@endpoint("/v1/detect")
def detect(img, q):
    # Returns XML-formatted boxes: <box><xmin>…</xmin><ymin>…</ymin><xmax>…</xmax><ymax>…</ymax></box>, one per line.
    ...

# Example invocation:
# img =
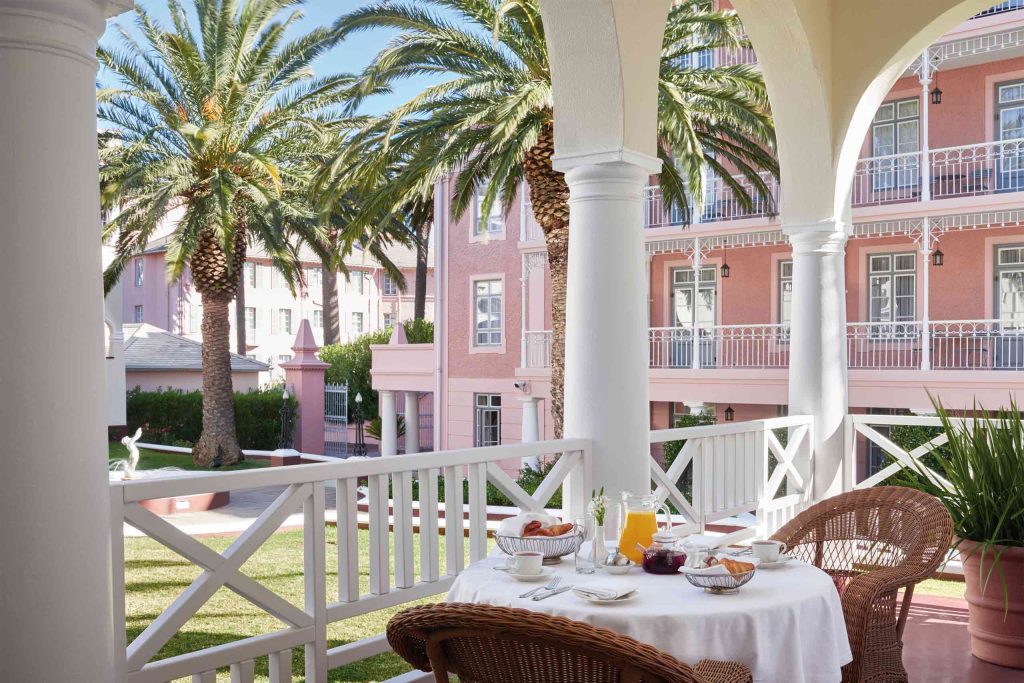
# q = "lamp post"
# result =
<box><xmin>277</xmin><ymin>389</ymin><xmax>294</xmax><ymax>450</ymax></box>
<box><xmin>353</xmin><ymin>392</ymin><xmax>367</xmax><ymax>457</ymax></box>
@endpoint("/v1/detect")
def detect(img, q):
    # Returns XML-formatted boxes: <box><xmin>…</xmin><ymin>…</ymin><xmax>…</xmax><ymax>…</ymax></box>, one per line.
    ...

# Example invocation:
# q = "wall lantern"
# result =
<box><xmin>932</xmin><ymin>249</ymin><xmax>944</xmax><ymax>267</ymax></box>
<box><xmin>930</xmin><ymin>84</ymin><xmax>943</xmax><ymax>105</ymax></box>
<box><xmin>724</xmin><ymin>405</ymin><xmax>735</xmax><ymax>422</ymax></box>
<box><xmin>720</xmin><ymin>259</ymin><xmax>731</xmax><ymax>278</ymax></box>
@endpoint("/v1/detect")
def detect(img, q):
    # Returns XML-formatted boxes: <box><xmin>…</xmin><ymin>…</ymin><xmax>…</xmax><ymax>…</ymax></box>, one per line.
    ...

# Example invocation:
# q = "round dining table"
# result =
<box><xmin>446</xmin><ymin>553</ymin><xmax>853</xmax><ymax>683</ymax></box>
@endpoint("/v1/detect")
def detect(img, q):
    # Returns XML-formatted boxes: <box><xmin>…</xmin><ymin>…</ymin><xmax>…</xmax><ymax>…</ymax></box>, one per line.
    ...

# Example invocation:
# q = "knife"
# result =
<box><xmin>532</xmin><ymin>585</ymin><xmax>572</xmax><ymax>601</ymax></box>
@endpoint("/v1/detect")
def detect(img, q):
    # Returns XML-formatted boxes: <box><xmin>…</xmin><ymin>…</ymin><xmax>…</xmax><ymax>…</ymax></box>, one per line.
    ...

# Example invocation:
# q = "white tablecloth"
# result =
<box><xmin>447</xmin><ymin>554</ymin><xmax>852</xmax><ymax>683</ymax></box>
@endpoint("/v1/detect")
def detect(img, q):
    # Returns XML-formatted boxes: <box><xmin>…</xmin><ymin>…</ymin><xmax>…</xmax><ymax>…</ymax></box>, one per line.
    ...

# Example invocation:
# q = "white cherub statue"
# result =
<box><xmin>121</xmin><ymin>427</ymin><xmax>143</xmax><ymax>480</ymax></box>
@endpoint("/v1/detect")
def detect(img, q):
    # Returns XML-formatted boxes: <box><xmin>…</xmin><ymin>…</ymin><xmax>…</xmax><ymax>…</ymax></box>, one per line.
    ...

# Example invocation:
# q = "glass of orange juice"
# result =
<box><xmin>617</xmin><ymin>492</ymin><xmax>672</xmax><ymax>564</ymax></box>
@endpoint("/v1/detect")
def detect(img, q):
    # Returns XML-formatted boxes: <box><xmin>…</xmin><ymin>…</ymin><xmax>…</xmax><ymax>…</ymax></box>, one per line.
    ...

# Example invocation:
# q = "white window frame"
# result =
<box><xmin>350</xmin><ymin>311</ymin><xmax>364</xmax><ymax>336</ymax></box>
<box><xmin>349</xmin><ymin>272</ymin><xmax>365</xmax><ymax>295</ymax></box>
<box><xmin>313</xmin><ymin>309</ymin><xmax>323</xmax><ymax>329</ymax></box>
<box><xmin>996</xmin><ymin>244</ymin><xmax>1024</xmax><ymax>331</ymax></box>
<box><xmin>277</xmin><ymin>308</ymin><xmax>292</xmax><ymax>335</ymax></box>
<box><xmin>244</xmin><ymin>306</ymin><xmax>257</xmax><ymax>331</ymax></box>
<box><xmin>133</xmin><ymin>305</ymin><xmax>144</xmax><ymax>323</ymax></box>
<box><xmin>244</xmin><ymin>262</ymin><xmax>256</xmax><ymax>288</ymax></box>
<box><xmin>868</xmin><ymin>253</ymin><xmax>917</xmax><ymax>336</ymax></box>
<box><xmin>472</xmin><ymin>277</ymin><xmax>504</xmax><ymax>349</ymax></box>
<box><xmin>382</xmin><ymin>273</ymin><xmax>398</xmax><ymax>296</ymax></box>
<box><xmin>308</xmin><ymin>266</ymin><xmax>322</xmax><ymax>289</ymax></box>
<box><xmin>383</xmin><ymin>312</ymin><xmax>394</xmax><ymax>329</ymax></box>
<box><xmin>134</xmin><ymin>259</ymin><xmax>144</xmax><ymax>287</ymax></box>
<box><xmin>474</xmin><ymin>394</ymin><xmax>502</xmax><ymax>447</ymax></box>
<box><xmin>871</xmin><ymin>98</ymin><xmax>920</xmax><ymax>191</ymax></box>
<box><xmin>471</xmin><ymin>180</ymin><xmax>505</xmax><ymax>240</ymax></box>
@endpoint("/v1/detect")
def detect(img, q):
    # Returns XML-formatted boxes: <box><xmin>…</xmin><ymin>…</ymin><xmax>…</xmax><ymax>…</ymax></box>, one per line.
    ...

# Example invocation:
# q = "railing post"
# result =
<box><xmin>520</xmin><ymin>253</ymin><xmax>528</xmax><ymax>367</ymax></box>
<box><xmin>918</xmin><ymin>50</ymin><xmax>933</xmax><ymax>202</ymax></box>
<box><xmin>920</xmin><ymin>222</ymin><xmax>932</xmax><ymax>371</ymax></box>
<box><xmin>304</xmin><ymin>481</ymin><xmax>327</xmax><ymax>683</ymax></box>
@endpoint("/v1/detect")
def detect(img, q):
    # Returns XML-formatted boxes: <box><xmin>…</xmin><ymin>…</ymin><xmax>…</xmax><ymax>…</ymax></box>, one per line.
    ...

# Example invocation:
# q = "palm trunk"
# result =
<box><xmin>414</xmin><ymin>219</ymin><xmax>431</xmax><ymax>320</ymax></box>
<box><xmin>322</xmin><ymin>256</ymin><xmax>340</xmax><ymax>345</ymax></box>
<box><xmin>193</xmin><ymin>293</ymin><xmax>244</xmax><ymax>466</ymax></box>
<box><xmin>234</xmin><ymin>278</ymin><xmax>246</xmax><ymax>354</ymax></box>
<box><xmin>523</xmin><ymin>123</ymin><xmax>570</xmax><ymax>438</ymax></box>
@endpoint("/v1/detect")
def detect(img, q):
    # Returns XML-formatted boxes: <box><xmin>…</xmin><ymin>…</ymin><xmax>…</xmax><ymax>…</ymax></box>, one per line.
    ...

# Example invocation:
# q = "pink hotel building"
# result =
<box><xmin>373</xmin><ymin>2</ymin><xmax>1024</xmax><ymax>478</ymax></box>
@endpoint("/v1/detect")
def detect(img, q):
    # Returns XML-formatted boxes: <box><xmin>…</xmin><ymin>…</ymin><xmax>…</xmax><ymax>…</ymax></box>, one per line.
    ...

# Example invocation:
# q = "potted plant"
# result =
<box><xmin>914</xmin><ymin>398</ymin><xmax>1024</xmax><ymax>668</ymax></box>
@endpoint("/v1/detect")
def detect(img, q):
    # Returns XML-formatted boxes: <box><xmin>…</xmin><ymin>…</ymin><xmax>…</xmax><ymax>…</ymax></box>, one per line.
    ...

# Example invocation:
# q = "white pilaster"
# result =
<box><xmin>403</xmin><ymin>391</ymin><xmax>419</xmax><ymax>454</ymax></box>
<box><xmin>0</xmin><ymin>1</ymin><xmax>130</xmax><ymax>680</ymax></box>
<box><xmin>379</xmin><ymin>390</ymin><xmax>397</xmax><ymax>456</ymax></box>
<box><xmin>690</xmin><ymin>239</ymin><xmax>702</xmax><ymax>370</ymax></box>
<box><xmin>519</xmin><ymin>253</ymin><xmax>528</xmax><ymax>367</ymax></box>
<box><xmin>519</xmin><ymin>396</ymin><xmax>541</xmax><ymax>469</ymax></box>
<box><xmin>784</xmin><ymin>226</ymin><xmax>849</xmax><ymax>497</ymax></box>
<box><xmin>558</xmin><ymin>159</ymin><xmax>658</xmax><ymax>498</ymax></box>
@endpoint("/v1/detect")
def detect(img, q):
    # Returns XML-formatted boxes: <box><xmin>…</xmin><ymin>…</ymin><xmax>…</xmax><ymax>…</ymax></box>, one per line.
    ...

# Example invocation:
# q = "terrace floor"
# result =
<box><xmin>903</xmin><ymin>594</ymin><xmax>1022</xmax><ymax>682</ymax></box>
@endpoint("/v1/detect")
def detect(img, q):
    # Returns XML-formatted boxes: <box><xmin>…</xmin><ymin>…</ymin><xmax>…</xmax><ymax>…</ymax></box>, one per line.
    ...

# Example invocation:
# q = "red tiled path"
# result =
<box><xmin>903</xmin><ymin>594</ymin><xmax>1023</xmax><ymax>682</ymax></box>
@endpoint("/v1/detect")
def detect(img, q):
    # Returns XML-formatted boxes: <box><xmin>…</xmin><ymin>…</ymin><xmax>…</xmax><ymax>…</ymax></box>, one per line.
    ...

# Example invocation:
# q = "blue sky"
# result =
<box><xmin>100</xmin><ymin>0</ymin><xmax>445</xmax><ymax>115</ymax></box>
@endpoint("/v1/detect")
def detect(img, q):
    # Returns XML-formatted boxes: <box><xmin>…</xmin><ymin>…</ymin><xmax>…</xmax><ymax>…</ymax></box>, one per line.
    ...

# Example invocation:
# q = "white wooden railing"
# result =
<box><xmin>844</xmin><ymin>413</ymin><xmax>952</xmax><ymax>493</ymax></box>
<box><xmin>110</xmin><ymin>439</ymin><xmax>590</xmax><ymax>683</ymax></box>
<box><xmin>524</xmin><ymin>330</ymin><xmax>553</xmax><ymax>368</ymax></box>
<box><xmin>649</xmin><ymin>415</ymin><xmax>814</xmax><ymax>540</ymax></box>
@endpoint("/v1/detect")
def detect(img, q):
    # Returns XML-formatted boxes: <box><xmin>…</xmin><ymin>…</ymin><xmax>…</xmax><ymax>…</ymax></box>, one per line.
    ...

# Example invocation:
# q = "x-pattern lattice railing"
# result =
<box><xmin>649</xmin><ymin>416</ymin><xmax>813</xmax><ymax>542</ymax></box>
<box><xmin>847</xmin><ymin>414</ymin><xmax>954</xmax><ymax>492</ymax></box>
<box><xmin>110</xmin><ymin>438</ymin><xmax>590</xmax><ymax>683</ymax></box>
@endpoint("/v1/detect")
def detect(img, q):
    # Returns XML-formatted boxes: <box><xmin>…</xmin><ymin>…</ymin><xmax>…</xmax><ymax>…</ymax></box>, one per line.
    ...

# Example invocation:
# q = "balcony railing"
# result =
<box><xmin>649</xmin><ymin>324</ymin><xmax>791</xmax><ymax>369</ymax></box>
<box><xmin>852</xmin><ymin>140</ymin><xmax>1024</xmax><ymax>207</ymax></box>
<box><xmin>644</xmin><ymin>172</ymin><xmax>779</xmax><ymax>228</ymax></box>
<box><xmin>524</xmin><ymin>329</ymin><xmax>553</xmax><ymax>368</ymax></box>
<box><xmin>847</xmin><ymin>321</ymin><xmax>924</xmax><ymax>369</ymax></box>
<box><xmin>973</xmin><ymin>1</ymin><xmax>1024</xmax><ymax>19</ymax></box>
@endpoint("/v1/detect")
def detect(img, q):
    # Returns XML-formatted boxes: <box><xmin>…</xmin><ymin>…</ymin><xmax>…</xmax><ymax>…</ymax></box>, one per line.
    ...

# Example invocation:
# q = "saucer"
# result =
<box><xmin>755</xmin><ymin>554</ymin><xmax>794</xmax><ymax>569</ymax></box>
<box><xmin>505</xmin><ymin>566</ymin><xmax>555</xmax><ymax>582</ymax></box>
<box><xmin>574</xmin><ymin>588</ymin><xmax>639</xmax><ymax>604</ymax></box>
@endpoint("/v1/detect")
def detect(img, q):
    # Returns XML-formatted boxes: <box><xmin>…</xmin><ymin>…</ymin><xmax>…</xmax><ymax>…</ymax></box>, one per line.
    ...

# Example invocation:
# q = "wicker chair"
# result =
<box><xmin>771</xmin><ymin>486</ymin><xmax>953</xmax><ymax>683</ymax></box>
<box><xmin>387</xmin><ymin>602</ymin><xmax>752</xmax><ymax>683</ymax></box>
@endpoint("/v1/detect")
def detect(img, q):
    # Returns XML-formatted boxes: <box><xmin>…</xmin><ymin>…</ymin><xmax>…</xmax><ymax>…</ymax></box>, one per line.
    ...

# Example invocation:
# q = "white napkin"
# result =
<box><xmin>572</xmin><ymin>580</ymin><xmax>638</xmax><ymax>601</ymax></box>
<box><xmin>678</xmin><ymin>554</ymin><xmax>759</xmax><ymax>576</ymax></box>
<box><xmin>496</xmin><ymin>512</ymin><xmax>560</xmax><ymax>537</ymax></box>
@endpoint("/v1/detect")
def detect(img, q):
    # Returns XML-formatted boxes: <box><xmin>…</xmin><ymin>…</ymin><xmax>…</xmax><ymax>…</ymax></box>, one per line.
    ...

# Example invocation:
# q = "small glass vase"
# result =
<box><xmin>574</xmin><ymin>515</ymin><xmax>598</xmax><ymax>574</ymax></box>
<box><xmin>593</xmin><ymin>523</ymin><xmax>607</xmax><ymax>565</ymax></box>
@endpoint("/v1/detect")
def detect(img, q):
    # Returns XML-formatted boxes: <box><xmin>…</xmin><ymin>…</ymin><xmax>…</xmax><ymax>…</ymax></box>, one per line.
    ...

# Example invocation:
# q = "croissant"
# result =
<box><xmin>546</xmin><ymin>522</ymin><xmax>575</xmax><ymax>536</ymax></box>
<box><xmin>521</xmin><ymin>520</ymin><xmax>543</xmax><ymax>536</ymax></box>
<box><xmin>719</xmin><ymin>558</ymin><xmax>756</xmax><ymax>576</ymax></box>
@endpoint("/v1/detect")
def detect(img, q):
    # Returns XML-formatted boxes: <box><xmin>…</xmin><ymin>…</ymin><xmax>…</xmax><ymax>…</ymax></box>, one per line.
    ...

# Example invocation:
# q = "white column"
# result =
<box><xmin>0</xmin><ymin>1</ymin><xmax>128</xmax><ymax>680</ymax></box>
<box><xmin>561</xmin><ymin>161</ymin><xmax>656</xmax><ymax>498</ymax></box>
<box><xmin>690</xmin><ymin>239</ymin><xmax>702</xmax><ymax>370</ymax></box>
<box><xmin>920</xmin><ymin>224</ymin><xmax>932</xmax><ymax>371</ymax></box>
<box><xmin>403</xmin><ymin>391</ymin><xmax>419</xmax><ymax>454</ymax></box>
<box><xmin>918</xmin><ymin>51</ymin><xmax>932</xmax><ymax>202</ymax></box>
<box><xmin>520</xmin><ymin>253</ymin><xmax>528</xmax><ymax>367</ymax></box>
<box><xmin>379</xmin><ymin>390</ymin><xmax>398</xmax><ymax>456</ymax></box>
<box><xmin>519</xmin><ymin>396</ymin><xmax>541</xmax><ymax>469</ymax></box>
<box><xmin>784</xmin><ymin>227</ymin><xmax>849</xmax><ymax>497</ymax></box>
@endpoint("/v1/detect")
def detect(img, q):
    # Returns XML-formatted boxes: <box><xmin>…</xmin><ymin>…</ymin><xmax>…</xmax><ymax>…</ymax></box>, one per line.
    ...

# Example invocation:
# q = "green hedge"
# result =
<box><xmin>126</xmin><ymin>387</ymin><xmax>297</xmax><ymax>450</ymax></box>
<box><xmin>319</xmin><ymin>319</ymin><xmax>433</xmax><ymax>418</ymax></box>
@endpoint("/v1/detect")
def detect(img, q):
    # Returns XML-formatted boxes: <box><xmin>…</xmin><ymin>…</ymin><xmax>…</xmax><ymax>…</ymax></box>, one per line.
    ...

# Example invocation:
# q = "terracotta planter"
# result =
<box><xmin>960</xmin><ymin>539</ymin><xmax>1024</xmax><ymax>669</ymax></box>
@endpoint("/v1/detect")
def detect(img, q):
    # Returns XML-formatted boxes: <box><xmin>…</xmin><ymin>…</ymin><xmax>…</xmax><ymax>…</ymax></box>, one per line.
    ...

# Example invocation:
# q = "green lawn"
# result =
<box><xmin>126</xmin><ymin>527</ymin><xmax>462</xmax><ymax>683</ymax></box>
<box><xmin>109</xmin><ymin>441</ymin><xmax>269</xmax><ymax>472</ymax></box>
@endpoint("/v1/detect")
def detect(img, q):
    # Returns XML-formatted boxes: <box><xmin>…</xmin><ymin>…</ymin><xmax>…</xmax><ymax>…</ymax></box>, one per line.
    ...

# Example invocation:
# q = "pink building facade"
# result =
<box><xmin>374</xmin><ymin>4</ymin><xmax>1024</xmax><ymax>479</ymax></box>
<box><xmin>124</xmin><ymin>237</ymin><xmax>434</xmax><ymax>382</ymax></box>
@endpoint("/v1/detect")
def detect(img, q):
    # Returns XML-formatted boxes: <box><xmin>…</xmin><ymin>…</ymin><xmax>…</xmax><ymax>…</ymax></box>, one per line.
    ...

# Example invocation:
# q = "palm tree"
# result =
<box><xmin>99</xmin><ymin>0</ymin><xmax>353</xmax><ymax>465</ymax></box>
<box><xmin>336</xmin><ymin>0</ymin><xmax>777</xmax><ymax>436</ymax></box>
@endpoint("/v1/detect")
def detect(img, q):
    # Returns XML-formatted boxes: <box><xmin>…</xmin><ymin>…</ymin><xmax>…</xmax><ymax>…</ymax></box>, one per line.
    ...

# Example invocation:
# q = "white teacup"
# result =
<box><xmin>512</xmin><ymin>551</ymin><xmax>544</xmax><ymax>575</ymax></box>
<box><xmin>751</xmin><ymin>540</ymin><xmax>788</xmax><ymax>563</ymax></box>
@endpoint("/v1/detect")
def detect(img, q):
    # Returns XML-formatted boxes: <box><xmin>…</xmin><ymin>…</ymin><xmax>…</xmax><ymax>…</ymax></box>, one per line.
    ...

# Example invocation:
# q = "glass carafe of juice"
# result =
<box><xmin>617</xmin><ymin>492</ymin><xmax>672</xmax><ymax>564</ymax></box>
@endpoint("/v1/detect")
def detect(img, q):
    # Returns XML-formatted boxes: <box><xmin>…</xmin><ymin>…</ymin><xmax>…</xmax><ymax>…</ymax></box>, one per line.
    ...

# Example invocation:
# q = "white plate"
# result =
<box><xmin>573</xmin><ymin>588</ymin><xmax>639</xmax><ymax>604</ymax></box>
<box><xmin>756</xmin><ymin>555</ymin><xmax>795</xmax><ymax>569</ymax></box>
<box><xmin>505</xmin><ymin>567</ymin><xmax>555</xmax><ymax>582</ymax></box>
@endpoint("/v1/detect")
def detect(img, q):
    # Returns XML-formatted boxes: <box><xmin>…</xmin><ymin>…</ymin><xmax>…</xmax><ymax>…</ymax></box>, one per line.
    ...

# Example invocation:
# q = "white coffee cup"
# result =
<box><xmin>751</xmin><ymin>540</ymin><xmax>788</xmax><ymax>563</ymax></box>
<box><xmin>512</xmin><ymin>551</ymin><xmax>544</xmax><ymax>575</ymax></box>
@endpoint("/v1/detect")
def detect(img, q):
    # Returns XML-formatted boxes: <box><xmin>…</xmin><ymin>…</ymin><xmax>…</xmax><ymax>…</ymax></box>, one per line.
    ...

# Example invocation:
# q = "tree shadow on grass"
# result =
<box><xmin>124</xmin><ymin>558</ymin><xmax>192</xmax><ymax>570</ymax></box>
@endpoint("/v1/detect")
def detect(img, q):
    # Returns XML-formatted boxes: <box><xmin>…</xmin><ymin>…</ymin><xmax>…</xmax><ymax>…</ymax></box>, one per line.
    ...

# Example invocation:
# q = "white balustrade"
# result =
<box><xmin>524</xmin><ymin>330</ymin><xmax>553</xmax><ymax>368</ymax></box>
<box><xmin>972</xmin><ymin>1</ymin><xmax>1024</xmax><ymax>19</ymax></box>
<box><xmin>928</xmin><ymin>139</ymin><xmax>1024</xmax><ymax>198</ymax></box>
<box><xmin>650</xmin><ymin>324</ymin><xmax>787</xmax><ymax>369</ymax></box>
<box><xmin>929</xmin><ymin>319</ymin><xmax>1024</xmax><ymax>369</ymax></box>
<box><xmin>110</xmin><ymin>438</ymin><xmax>590</xmax><ymax>683</ymax></box>
<box><xmin>644</xmin><ymin>172</ymin><xmax>778</xmax><ymax>228</ymax></box>
<box><xmin>846</xmin><ymin>321</ymin><xmax>923</xmax><ymax>369</ymax></box>
<box><xmin>851</xmin><ymin>151</ymin><xmax>923</xmax><ymax>207</ymax></box>
<box><xmin>844</xmin><ymin>414</ymin><xmax>955</xmax><ymax>493</ymax></box>
<box><xmin>649</xmin><ymin>415</ymin><xmax>814</xmax><ymax>540</ymax></box>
